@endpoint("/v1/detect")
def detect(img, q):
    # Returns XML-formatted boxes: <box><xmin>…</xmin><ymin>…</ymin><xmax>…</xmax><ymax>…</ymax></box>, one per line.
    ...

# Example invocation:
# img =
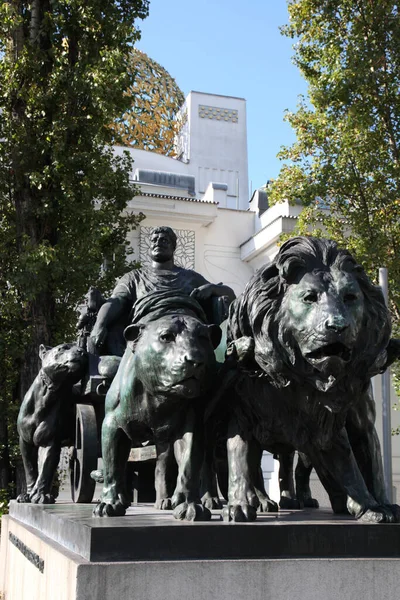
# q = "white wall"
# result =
<box><xmin>240</xmin><ymin>200</ymin><xmax>302</xmax><ymax>270</ymax></box>
<box><xmin>194</xmin><ymin>208</ymin><xmax>254</xmax><ymax>295</ymax></box>
<box><xmin>185</xmin><ymin>91</ymin><xmax>249</xmax><ymax>210</ymax></box>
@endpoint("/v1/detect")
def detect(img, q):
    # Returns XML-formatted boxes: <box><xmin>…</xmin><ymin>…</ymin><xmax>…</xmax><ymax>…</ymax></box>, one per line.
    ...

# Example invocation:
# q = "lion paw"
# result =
<box><xmin>92</xmin><ymin>486</ymin><xmax>130</xmax><ymax>517</ymax></box>
<box><xmin>258</xmin><ymin>497</ymin><xmax>279</xmax><ymax>513</ymax></box>
<box><xmin>170</xmin><ymin>491</ymin><xmax>185</xmax><ymax>508</ymax></box>
<box><xmin>201</xmin><ymin>492</ymin><xmax>223</xmax><ymax>510</ymax></box>
<box><xmin>303</xmin><ymin>497</ymin><xmax>319</xmax><ymax>509</ymax></box>
<box><xmin>30</xmin><ymin>492</ymin><xmax>55</xmax><ymax>504</ymax></box>
<box><xmin>16</xmin><ymin>493</ymin><xmax>31</xmax><ymax>503</ymax></box>
<box><xmin>296</xmin><ymin>484</ymin><xmax>319</xmax><ymax>509</ymax></box>
<box><xmin>222</xmin><ymin>503</ymin><xmax>257</xmax><ymax>522</ymax></box>
<box><xmin>155</xmin><ymin>498</ymin><xmax>172</xmax><ymax>510</ymax></box>
<box><xmin>279</xmin><ymin>496</ymin><xmax>301</xmax><ymax>510</ymax></box>
<box><xmin>173</xmin><ymin>502</ymin><xmax>211</xmax><ymax>521</ymax></box>
<box><xmin>360</xmin><ymin>504</ymin><xmax>400</xmax><ymax>524</ymax></box>
<box><xmin>388</xmin><ymin>503</ymin><xmax>400</xmax><ymax>521</ymax></box>
<box><xmin>93</xmin><ymin>501</ymin><xmax>126</xmax><ymax>517</ymax></box>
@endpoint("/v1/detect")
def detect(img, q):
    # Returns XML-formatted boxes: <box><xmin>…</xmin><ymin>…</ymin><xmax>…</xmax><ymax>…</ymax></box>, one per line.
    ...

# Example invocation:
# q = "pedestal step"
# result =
<box><xmin>1</xmin><ymin>502</ymin><xmax>400</xmax><ymax>600</ymax></box>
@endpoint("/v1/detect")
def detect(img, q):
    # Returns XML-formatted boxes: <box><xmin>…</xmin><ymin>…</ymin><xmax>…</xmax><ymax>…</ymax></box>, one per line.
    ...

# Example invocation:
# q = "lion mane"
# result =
<box><xmin>227</xmin><ymin>236</ymin><xmax>391</xmax><ymax>389</ymax></box>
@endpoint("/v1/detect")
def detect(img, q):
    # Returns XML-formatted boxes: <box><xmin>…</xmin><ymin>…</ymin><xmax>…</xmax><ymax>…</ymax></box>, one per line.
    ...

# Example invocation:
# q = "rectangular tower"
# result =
<box><xmin>175</xmin><ymin>91</ymin><xmax>249</xmax><ymax>210</ymax></box>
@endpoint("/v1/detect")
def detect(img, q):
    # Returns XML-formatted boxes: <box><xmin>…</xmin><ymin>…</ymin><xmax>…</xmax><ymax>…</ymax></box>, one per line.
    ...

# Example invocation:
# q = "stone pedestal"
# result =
<box><xmin>1</xmin><ymin>502</ymin><xmax>400</xmax><ymax>600</ymax></box>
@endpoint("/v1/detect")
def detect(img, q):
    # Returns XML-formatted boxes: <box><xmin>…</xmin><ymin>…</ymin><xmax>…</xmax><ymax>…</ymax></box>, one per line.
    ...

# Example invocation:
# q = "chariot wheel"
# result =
<box><xmin>69</xmin><ymin>404</ymin><xmax>98</xmax><ymax>503</ymax></box>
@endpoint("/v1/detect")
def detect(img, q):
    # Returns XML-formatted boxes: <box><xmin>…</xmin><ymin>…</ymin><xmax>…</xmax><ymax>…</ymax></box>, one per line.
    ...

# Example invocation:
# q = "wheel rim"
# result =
<box><xmin>70</xmin><ymin>404</ymin><xmax>97</xmax><ymax>503</ymax></box>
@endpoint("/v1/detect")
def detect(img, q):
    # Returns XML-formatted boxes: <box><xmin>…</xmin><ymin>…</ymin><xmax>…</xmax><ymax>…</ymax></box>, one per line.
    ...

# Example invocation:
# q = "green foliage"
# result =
<box><xmin>0</xmin><ymin>487</ymin><xmax>11</xmax><ymax>519</ymax></box>
<box><xmin>270</xmin><ymin>0</ymin><xmax>400</xmax><ymax>415</ymax></box>
<box><xmin>0</xmin><ymin>1</ymin><xmax>149</xmax><ymax>492</ymax></box>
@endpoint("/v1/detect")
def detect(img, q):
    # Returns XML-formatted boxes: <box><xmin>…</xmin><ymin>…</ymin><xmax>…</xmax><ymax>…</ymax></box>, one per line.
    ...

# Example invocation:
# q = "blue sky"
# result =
<box><xmin>136</xmin><ymin>0</ymin><xmax>308</xmax><ymax>195</ymax></box>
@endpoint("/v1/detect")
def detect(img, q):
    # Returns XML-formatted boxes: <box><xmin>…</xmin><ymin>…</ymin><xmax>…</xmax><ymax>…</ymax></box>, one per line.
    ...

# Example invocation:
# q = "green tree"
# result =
<box><xmin>0</xmin><ymin>0</ymin><xmax>149</xmax><ymax>496</ymax></box>
<box><xmin>270</xmin><ymin>0</ymin><xmax>400</xmax><ymax>414</ymax></box>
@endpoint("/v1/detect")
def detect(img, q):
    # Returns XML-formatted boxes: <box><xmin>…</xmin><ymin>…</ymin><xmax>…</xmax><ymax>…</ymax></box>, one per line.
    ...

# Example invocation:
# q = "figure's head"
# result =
<box><xmin>149</xmin><ymin>227</ymin><xmax>177</xmax><ymax>263</ymax></box>
<box><xmin>86</xmin><ymin>286</ymin><xmax>104</xmax><ymax>311</ymax></box>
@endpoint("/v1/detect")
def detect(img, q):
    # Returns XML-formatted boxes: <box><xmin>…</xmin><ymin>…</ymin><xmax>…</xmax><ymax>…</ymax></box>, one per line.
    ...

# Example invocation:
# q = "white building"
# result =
<box><xmin>115</xmin><ymin>89</ymin><xmax>400</xmax><ymax>506</ymax></box>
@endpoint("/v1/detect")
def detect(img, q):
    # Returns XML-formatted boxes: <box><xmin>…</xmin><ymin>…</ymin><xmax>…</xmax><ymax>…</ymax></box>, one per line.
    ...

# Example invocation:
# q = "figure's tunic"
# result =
<box><xmin>111</xmin><ymin>266</ymin><xmax>209</xmax><ymax>323</ymax></box>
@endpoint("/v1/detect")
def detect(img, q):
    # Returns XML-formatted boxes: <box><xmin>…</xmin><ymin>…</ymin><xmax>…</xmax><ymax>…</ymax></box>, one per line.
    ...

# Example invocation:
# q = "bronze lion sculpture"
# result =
<box><xmin>93</xmin><ymin>290</ymin><xmax>221</xmax><ymax>521</ymax></box>
<box><xmin>220</xmin><ymin>236</ymin><xmax>399</xmax><ymax>523</ymax></box>
<box><xmin>17</xmin><ymin>343</ymin><xmax>88</xmax><ymax>504</ymax></box>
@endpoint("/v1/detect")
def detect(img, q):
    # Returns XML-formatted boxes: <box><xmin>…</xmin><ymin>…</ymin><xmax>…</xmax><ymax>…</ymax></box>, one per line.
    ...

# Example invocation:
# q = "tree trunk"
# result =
<box><xmin>0</xmin><ymin>413</ymin><xmax>10</xmax><ymax>490</ymax></box>
<box><xmin>18</xmin><ymin>294</ymin><xmax>54</xmax><ymax>395</ymax></box>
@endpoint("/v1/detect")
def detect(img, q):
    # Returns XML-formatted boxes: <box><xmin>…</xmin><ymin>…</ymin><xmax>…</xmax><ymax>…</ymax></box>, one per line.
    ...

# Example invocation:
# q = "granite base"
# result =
<box><xmin>1</xmin><ymin>502</ymin><xmax>399</xmax><ymax>600</ymax></box>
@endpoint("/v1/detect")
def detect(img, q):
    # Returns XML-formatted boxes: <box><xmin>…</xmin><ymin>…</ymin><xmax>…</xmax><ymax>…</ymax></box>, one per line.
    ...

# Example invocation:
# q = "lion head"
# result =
<box><xmin>39</xmin><ymin>343</ymin><xmax>88</xmax><ymax>388</ymax></box>
<box><xmin>228</xmin><ymin>236</ymin><xmax>391</xmax><ymax>393</ymax></box>
<box><xmin>124</xmin><ymin>315</ymin><xmax>222</xmax><ymax>398</ymax></box>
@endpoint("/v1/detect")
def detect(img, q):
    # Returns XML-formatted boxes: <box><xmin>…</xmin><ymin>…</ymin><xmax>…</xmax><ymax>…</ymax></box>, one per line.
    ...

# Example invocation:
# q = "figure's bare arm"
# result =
<box><xmin>90</xmin><ymin>297</ymin><xmax>130</xmax><ymax>349</ymax></box>
<box><xmin>191</xmin><ymin>282</ymin><xmax>235</xmax><ymax>303</ymax></box>
<box><xmin>212</xmin><ymin>283</ymin><xmax>236</xmax><ymax>303</ymax></box>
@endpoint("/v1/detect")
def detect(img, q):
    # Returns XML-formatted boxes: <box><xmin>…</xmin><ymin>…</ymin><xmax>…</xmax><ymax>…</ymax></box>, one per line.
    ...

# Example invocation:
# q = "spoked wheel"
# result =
<box><xmin>69</xmin><ymin>404</ymin><xmax>98</xmax><ymax>503</ymax></box>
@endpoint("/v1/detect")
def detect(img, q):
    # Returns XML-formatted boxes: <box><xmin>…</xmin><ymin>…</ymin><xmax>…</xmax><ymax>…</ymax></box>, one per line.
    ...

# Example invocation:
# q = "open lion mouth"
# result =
<box><xmin>306</xmin><ymin>342</ymin><xmax>351</xmax><ymax>362</ymax></box>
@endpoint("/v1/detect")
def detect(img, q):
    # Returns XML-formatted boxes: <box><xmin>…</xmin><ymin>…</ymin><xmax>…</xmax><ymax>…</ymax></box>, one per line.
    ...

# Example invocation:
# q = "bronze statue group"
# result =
<box><xmin>17</xmin><ymin>227</ymin><xmax>400</xmax><ymax>523</ymax></box>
